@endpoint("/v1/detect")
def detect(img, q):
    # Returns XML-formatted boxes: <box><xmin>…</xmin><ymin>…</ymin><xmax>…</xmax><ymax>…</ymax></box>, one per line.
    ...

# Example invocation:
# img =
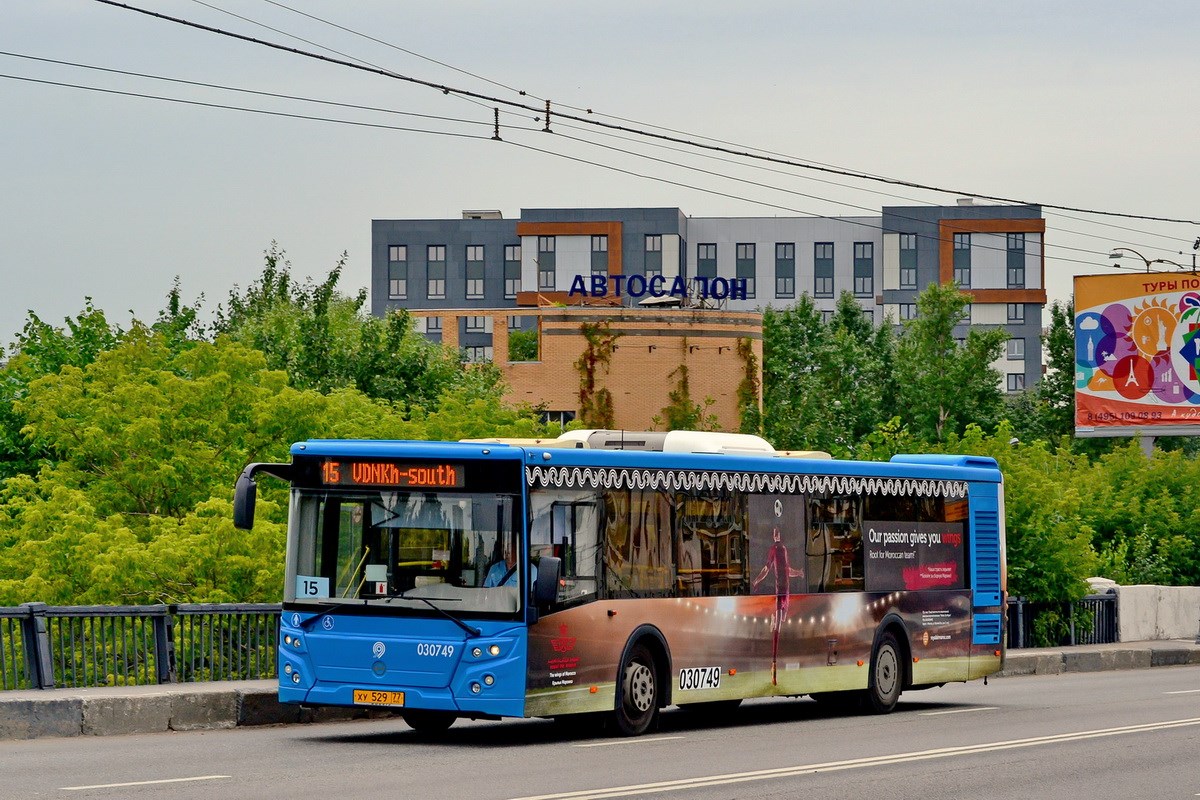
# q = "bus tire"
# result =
<box><xmin>865</xmin><ymin>631</ymin><xmax>903</xmax><ymax>714</ymax></box>
<box><xmin>402</xmin><ymin>709</ymin><xmax>456</xmax><ymax>734</ymax></box>
<box><xmin>614</xmin><ymin>642</ymin><xmax>659</xmax><ymax>736</ymax></box>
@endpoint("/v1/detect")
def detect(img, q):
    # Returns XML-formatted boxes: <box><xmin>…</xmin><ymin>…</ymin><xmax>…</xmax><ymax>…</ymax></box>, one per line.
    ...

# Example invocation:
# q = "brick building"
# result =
<box><xmin>374</xmin><ymin>203</ymin><xmax>1046</xmax><ymax>427</ymax></box>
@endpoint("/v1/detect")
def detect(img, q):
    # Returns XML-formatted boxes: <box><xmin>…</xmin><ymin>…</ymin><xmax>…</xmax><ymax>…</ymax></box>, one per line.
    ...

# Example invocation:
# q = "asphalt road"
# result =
<box><xmin>3</xmin><ymin>666</ymin><xmax>1198</xmax><ymax>800</ymax></box>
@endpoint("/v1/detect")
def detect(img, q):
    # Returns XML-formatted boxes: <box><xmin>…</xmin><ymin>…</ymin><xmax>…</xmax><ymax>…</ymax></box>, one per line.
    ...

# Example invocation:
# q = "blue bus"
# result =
<box><xmin>234</xmin><ymin>430</ymin><xmax>1006</xmax><ymax>735</ymax></box>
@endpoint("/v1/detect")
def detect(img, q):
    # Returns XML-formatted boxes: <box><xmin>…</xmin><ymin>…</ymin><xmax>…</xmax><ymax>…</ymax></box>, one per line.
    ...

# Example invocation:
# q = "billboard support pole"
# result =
<box><xmin>1139</xmin><ymin>435</ymin><xmax>1154</xmax><ymax>458</ymax></box>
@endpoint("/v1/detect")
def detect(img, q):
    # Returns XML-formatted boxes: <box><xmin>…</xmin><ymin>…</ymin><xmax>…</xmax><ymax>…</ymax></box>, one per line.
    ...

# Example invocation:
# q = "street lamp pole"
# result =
<box><xmin>1109</xmin><ymin>247</ymin><xmax>1185</xmax><ymax>272</ymax></box>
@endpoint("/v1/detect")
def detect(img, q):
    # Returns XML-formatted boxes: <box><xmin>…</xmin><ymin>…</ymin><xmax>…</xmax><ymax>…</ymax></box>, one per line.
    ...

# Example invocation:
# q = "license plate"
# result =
<box><xmin>353</xmin><ymin>689</ymin><xmax>405</xmax><ymax>707</ymax></box>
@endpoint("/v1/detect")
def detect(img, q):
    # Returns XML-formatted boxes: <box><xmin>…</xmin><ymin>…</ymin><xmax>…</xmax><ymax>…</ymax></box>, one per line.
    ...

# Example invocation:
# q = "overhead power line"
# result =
<box><xmin>5</xmin><ymin>66</ymin><xmax>1160</xmax><ymax>277</ymax></box>
<box><xmin>91</xmin><ymin>0</ymin><xmax>1200</xmax><ymax>226</ymax></box>
<box><xmin>230</xmin><ymin>0</ymin><xmax>1197</xmax><ymax>252</ymax></box>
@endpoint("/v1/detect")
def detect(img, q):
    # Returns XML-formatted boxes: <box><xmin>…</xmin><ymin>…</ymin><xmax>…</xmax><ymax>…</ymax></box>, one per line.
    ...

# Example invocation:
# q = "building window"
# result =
<box><xmin>899</xmin><ymin>233</ymin><xmax>917</xmax><ymax>289</ymax></box>
<box><xmin>427</xmin><ymin>245</ymin><xmax>446</xmax><ymax>299</ymax></box>
<box><xmin>540</xmin><ymin>410</ymin><xmax>577</xmax><ymax>427</ymax></box>
<box><xmin>1007</xmin><ymin>303</ymin><xmax>1025</xmax><ymax>324</ymax></box>
<box><xmin>591</xmin><ymin>235</ymin><xmax>608</xmax><ymax>275</ymax></box>
<box><xmin>464</xmin><ymin>346</ymin><xmax>492</xmax><ymax>363</ymax></box>
<box><xmin>853</xmin><ymin>242</ymin><xmax>874</xmax><ymax>296</ymax></box>
<box><xmin>900</xmin><ymin>303</ymin><xmax>917</xmax><ymax>321</ymax></box>
<box><xmin>645</xmin><ymin>235</ymin><xmax>662</xmax><ymax>279</ymax></box>
<box><xmin>465</xmin><ymin>315</ymin><xmax>486</xmax><ymax>333</ymax></box>
<box><xmin>953</xmin><ymin>232</ymin><xmax>971</xmax><ymax>287</ymax></box>
<box><xmin>504</xmin><ymin>244</ymin><xmax>521</xmax><ymax>298</ymax></box>
<box><xmin>465</xmin><ymin>244</ymin><xmax>484</xmax><ymax>299</ymax></box>
<box><xmin>736</xmin><ymin>243</ymin><xmax>756</xmax><ymax>298</ymax></box>
<box><xmin>426</xmin><ymin>316</ymin><xmax>442</xmax><ymax>333</ymax></box>
<box><xmin>821</xmin><ymin>310</ymin><xmax>834</xmax><ymax>324</ymax></box>
<box><xmin>387</xmin><ymin>244</ymin><xmax>407</xmax><ymax>299</ymax></box>
<box><xmin>1007</xmin><ymin>373</ymin><xmax>1026</xmax><ymax>392</ymax></box>
<box><xmin>1007</xmin><ymin>338</ymin><xmax>1025</xmax><ymax>360</ymax></box>
<box><xmin>775</xmin><ymin>243</ymin><xmax>795</xmax><ymax>298</ymax></box>
<box><xmin>814</xmin><ymin>242</ymin><xmax>834</xmax><ymax>298</ymax></box>
<box><xmin>862</xmin><ymin>309</ymin><xmax>875</xmax><ymax>325</ymax></box>
<box><xmin>1007</xmin><ymin>232</ymin><xmax>1026</xmax><ymax>288</ymax></box>
<box><xmin>537</xmin><ymin>236</ymin><xmax>556</xmax><ymax>290</ymax></box>
<box><xmin>697</xmin><ymin>243</ymin><xmax>717</xmax><ymax>279</ymax></box>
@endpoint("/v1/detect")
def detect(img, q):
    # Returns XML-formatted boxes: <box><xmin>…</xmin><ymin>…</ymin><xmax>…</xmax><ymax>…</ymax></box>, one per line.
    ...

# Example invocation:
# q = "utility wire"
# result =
<box><xmin>0</xmin><ymin>73</ymin><xmax>490</xmax><ymax>140</ymax></box>
<box><xmin>3</xmin><ymin>61</ymin><xmax>1144</xmax><ymax>273</ymax></box>
<box><xmin>183</xmin><ymin>0</ymin><xmax>495</xmax><ymax>115</ymax></box>
<box><xmin>0</xmin><ymin>50</ymin><xmax>488</xmax><ymax>126</ymax></box>
<box><xmin>90</xmin><ymin>0</ymin><xmax>1200</xmax><ymax>226</ymax></box>
<box><xmin>258</xmin><ymin>0</ymin><xmax>531</xmax><ymax>99</ymax></box>
<box><xmin>7</xmin><ymin>66</ymin><xmax>1165</xmax><ymax>281</ymax></box>
<box><xmin>241</xmin><ymin>2</ymin><xmax>1197</xmax><ymax>251</ymax></box>
<box><xmin>554</xmin><ymin>117</ymin><xmax>1191</xmax><ymax>253</ymax></box>
<box><xmin>9</xmin><ymin>46</ymin><xmax>1146</xmax><ymax>259</ymax></box>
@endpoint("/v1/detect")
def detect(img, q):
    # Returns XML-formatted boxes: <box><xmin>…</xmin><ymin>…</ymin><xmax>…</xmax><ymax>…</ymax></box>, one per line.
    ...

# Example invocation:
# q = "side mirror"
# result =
<box><xmin>533</xmin><ymin>556</ymin><xmax>562</xmax><ymax>607</ymax></box>
<box><xmin>233</xmin><ymin>462</ymin><xmax>293</xmax><ymax>530</ymax></box>
<box><xmin>233</xmin><ymin>472</ymin><xmax>257</xmax><ymax>530</ymax></box>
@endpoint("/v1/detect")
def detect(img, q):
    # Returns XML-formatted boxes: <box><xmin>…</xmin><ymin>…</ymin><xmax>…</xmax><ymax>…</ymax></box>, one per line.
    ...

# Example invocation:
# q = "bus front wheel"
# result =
<box><xmin>402</xmin><ymin>709</ymin><xmax>456</xmax><ymax>734</ymax></box>
<box><xmin>614</xmin><ymin>642</ymin><xmax>659</xmax><ymax>736</ymax></box>
<box><xmin>866</xmin><ymin>631</ymin><xmax>903</xmax><ymax>714</ymax></box>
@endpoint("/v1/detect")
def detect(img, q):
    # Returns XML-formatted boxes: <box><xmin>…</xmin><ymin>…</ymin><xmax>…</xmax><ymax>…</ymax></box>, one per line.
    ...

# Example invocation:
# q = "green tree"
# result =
<box><xmin>0</xmin><ymin>301</ymin><xmax>125</xmax><ymax>480</ymax></box>
<box><xmin>893</xmin><ymin>282</ymin><xmax>1008</xmax><ymax>442</ymax></box>
<box><xmin>939</xmin><ymin>423</ymin><xmax>1098</xmax><ymax>602</ymax></box>
<box><xmin>1083</xmin><ymin>442</ymin><xmax>1200</xmax><ymax>585</ymax></box>
<box><xmin>763</xmin><ymin>293</ymin><xmax>895</xmax><ymax>454</ymax></box>
<box><xmin>762</xmin><ymin>296</ymin><xmax>828</xmax><ymax>450</ymax></box>
<box><xmin>508</xmin><ymin>328</ymin><xmax>539</xmax><ymax>362</ymax></box>
<box><xmin>215</xmin><ymin>244</ymin><xmax>470</xmax><ymax>409</ymax></box>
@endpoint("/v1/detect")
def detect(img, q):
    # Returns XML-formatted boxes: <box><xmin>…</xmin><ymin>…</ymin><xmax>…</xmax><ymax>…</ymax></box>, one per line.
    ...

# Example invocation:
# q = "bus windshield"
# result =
<box><xmin>285</xmin><ymin>488</ymin><xmax>521</xmax><ymax>615</ymax></box>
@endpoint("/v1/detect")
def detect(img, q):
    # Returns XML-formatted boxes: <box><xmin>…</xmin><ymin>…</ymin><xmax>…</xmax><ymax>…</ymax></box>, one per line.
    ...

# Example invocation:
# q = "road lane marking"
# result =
<box><xmin>61</xmin><ymin>775</ymin><xmax>230</xmax><ymax>791</ymax></box>
<box><xmin>575</xmin><ymin>736</ymin><xmax>685</xmax><ymax>748</ymax></box>
<box><xmin>1165</xmin><ymin>689</ymin><xmax>1200</xmax><ymax>694</ymax></box>
<box><xmin>919</xmin><ymin>707</ymin><xmax>997</xmax><ymax>716</ymax></box>
<box><xmin>512</xmin><ymin>717</ymin><xmax>1200</xmax><ymax>800</ymax></box>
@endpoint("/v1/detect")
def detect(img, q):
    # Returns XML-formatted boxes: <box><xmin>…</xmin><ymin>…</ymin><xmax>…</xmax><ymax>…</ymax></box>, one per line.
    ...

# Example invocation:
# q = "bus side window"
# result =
<box><xmin>530</xmin><ymin>491</ymin><xmax>600</xmax><ymax>603</ymax></box>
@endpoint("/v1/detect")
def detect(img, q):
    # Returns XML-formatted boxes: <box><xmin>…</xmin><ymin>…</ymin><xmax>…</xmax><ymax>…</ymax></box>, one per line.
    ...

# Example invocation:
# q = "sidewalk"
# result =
<box><xmin>1</xmin><ymin>640</ymin><xmax>1196</xmax><ymax>740</ymax></box>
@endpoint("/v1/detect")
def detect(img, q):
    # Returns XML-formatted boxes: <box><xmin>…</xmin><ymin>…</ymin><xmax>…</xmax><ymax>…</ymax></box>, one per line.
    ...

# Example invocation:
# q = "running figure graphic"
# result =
<box><xmin>751</xmin><ymin>527</ymin><xmax>804</xmax><ymax>686</ymax></box>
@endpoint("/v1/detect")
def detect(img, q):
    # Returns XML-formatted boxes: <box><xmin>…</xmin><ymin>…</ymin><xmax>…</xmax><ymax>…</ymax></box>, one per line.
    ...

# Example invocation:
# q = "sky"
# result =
<box><xmin>4</xmin><ymin>1</ymin><xmax>1199</xmax><ymax>350</ymax></box>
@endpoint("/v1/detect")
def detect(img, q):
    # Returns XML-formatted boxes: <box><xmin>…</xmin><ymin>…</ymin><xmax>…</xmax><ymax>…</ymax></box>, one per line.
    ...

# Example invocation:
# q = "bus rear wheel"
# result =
<box><xmin>614</xmin><ymin>643</ymin><xmax>659</xmax><ymax>736</ymax></box>
<box><xmin>402</xmin><ymin>709</ymin><xmax>456</xmax><ymax>734</ymax></box>
<box><xmin>865</xmin><ymin>631</ymin><xmax>903</xmax><ymax>714</ymax></box>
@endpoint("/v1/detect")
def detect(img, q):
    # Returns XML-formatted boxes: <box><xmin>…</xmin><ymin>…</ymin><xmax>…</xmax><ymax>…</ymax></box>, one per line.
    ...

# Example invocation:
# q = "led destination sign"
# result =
<box><xmin>320</xmin><ymin>459</ymin><xmax>465</xmax><ymax>488</ymax></box>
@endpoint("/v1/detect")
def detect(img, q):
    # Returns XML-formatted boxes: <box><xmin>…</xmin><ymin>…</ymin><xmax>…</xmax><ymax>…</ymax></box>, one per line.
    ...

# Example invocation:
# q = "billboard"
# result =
<box><xmin>1075</xmin><ymin>271</ymin><xmax>1200</xmax><ymax>436</ymax></box>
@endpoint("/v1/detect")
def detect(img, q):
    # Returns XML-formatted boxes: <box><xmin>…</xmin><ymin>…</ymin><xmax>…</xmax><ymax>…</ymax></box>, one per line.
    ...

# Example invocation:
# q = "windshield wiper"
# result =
<box><xmin>388</xmin><ymin>591</ymin><xmax>481</xmax><ymax>638</ymax></box>
<box><xmin>295</xmin><ymin>597</ymin><xmax>369</xmax><ymax>630</ymax></box>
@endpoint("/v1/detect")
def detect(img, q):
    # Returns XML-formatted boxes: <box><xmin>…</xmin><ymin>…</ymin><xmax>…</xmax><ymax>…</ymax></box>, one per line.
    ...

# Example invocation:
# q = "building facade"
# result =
<box><xmin>371</xmin><ymin>203</ymin><xmax>1046</xmax><ymax>423</ymax></box>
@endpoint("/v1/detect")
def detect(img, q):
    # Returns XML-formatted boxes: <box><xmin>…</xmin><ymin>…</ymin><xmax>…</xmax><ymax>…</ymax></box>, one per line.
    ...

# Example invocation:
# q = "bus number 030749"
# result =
<box><xmin>678</xmin><ymin>666</ymin><xmax>721</xmax><ymax>690</ymax></box>
<box><xmin>415</xmin><ymin>643</ymin><xmax>456</xmax><ymax>658</ymax></box>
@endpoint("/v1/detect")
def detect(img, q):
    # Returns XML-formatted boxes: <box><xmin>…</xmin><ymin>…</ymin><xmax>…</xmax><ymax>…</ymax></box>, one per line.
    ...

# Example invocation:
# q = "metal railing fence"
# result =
<box><xmin>3</xmin><ymin>595</ymin><xmax>1121</xmax><ymax>690</ymax></box>
<box><xmin>0</xmin><ymin>603</ymin><xmax>280</xmax><ymax>691</ymax></box>
<box><xmin>1006</xmin><ymin>593</ymin><xmax>1119</xmax><ymax>649</ymax></box>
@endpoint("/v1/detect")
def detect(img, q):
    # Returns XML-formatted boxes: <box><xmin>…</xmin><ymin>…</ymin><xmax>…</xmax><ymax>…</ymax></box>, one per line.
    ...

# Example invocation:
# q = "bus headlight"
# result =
<box><xmin>483</xmin><ymin>674</ymin><xmax>495</xmax><ymax>686</ymax></box>
<box><xmin>488</xmin><ymin>644</ymin><xmax>501</xmax><ymax>656</ymax></box>
<box><xmin>470</xmin><ymin>682</ymin><xmax>482</xmax><ymax>694</ymax></box>
<box><xmin>284</xmin><ymin>663</ymin><xmax>293</xmax><ymax>675</ymax></box>
<box><xmin>472</xmin><ymin>647</ymin><xmax>483</xmax><ymax>658</ymax></box>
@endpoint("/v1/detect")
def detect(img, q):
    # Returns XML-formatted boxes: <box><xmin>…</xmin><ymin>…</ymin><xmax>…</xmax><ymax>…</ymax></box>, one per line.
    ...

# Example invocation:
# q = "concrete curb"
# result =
<box><xmin>997</xmin><ymin>640</ymin><xmax>1200</xmax><ymax>677</ymax></box>
<box><xmin>2</xmin><ymin>642</ymin><xmax>1196</xmax><ymax>740</ymax></box>
<box><xmin>0</xmin><ymin>680</ymin><xmax>404</xmax><ymax>740</ymax></box>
